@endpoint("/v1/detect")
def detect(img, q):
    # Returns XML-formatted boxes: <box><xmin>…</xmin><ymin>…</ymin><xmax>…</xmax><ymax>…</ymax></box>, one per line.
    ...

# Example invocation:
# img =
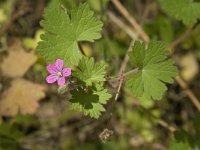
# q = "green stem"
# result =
<box><xmin>106</xmin><ymin>68</ymin><xmax>139</xmax><ymax>81</ymax></box>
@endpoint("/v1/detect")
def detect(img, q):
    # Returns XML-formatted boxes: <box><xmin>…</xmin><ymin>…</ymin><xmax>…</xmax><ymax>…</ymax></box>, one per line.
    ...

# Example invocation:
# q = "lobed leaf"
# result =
<box><xmin>70</xmin><ymin>84</ymin><xmax>111</xmax><ymax>119</ymax></box>
<box><xmin>127</xmin><ymin>41</ymin><xmax>178</xmax><ymax>100</ymax></box>
<box><xmin>158</xmin><ymin>0</ymin><xmax>200</xmax><ymax>25</ymax></box>
<box><xmin>73</xmin><ymin>56</ymin><xmax>106</xmax><ymax>86</ymax></box>
<box><xmin>37</xmin><ymin>1</ymin><xmax>103</xmax><ymax>66</ymax></box>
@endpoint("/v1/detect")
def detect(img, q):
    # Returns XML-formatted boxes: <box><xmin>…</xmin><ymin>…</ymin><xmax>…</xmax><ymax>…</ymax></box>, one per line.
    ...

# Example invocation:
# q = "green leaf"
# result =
<box><xmin>37</xmin><ymin>1</ymin><xmax>103</xmax><ymax>66</ymax></box>
<box><xmin>127</xmin><ymin>41</ymin><xmax>178</xmax><ymax>100</ymax></box>
<box><xmin>70</xmin><ymin>84</ymin><xmax>112</xmax><ymax>119</ymax></box>
<box><xmin>168</xmin><ymin>114</ymin><xmax>200</xmax><ymax>149</ymax></box>
<box><xmin>169</xmin><ymin>131</ymin><xmax>192</xmax><ymax>150</ymax></box>
<box><xmin>158</xmin><ymin>0</ymin><xmax>200</xmax><ymax>25</ymax></box>
<box><xmin>73</xmin><ymin>56</ymin><xmax>106</xmax><ymax>86</ymax></box>
<box><xmin>169</xmin><ymin>138</ymin><xmax>191</xmax><ymax>150</ymax></box>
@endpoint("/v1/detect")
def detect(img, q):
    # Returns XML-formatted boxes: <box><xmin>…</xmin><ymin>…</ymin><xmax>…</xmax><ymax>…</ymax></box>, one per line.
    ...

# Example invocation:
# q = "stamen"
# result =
<box><xmin>57</xmin><ymin>72</ymin><xmax>62</xmax><ymax>77</ymax></box>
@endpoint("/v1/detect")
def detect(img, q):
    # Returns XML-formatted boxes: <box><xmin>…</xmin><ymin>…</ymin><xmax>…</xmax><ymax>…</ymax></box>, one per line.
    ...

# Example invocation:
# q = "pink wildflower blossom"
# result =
<box><xmin>46</xmin><ymin>59</ymin><xmax>71</xmax><ymax>86</ymax></box>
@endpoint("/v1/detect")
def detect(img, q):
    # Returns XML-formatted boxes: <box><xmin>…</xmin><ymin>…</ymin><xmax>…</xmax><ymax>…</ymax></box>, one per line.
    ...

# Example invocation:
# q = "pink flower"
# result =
<box><xmin>46</xmin><ymin>59</ymin><xmax>71</xmax><ymax>86</ymax></box>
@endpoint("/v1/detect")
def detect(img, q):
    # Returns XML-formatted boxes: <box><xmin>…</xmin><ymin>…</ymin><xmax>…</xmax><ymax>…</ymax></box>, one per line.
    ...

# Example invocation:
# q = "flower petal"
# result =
<box><xmin>63</xmin><ymin>68</ymin><xmax>72</xmax><ymax>77</ymax></box>
<box><xmin>55</xmin><ymin>59</ymin><xmax>64</xmax><ymax>71</ymax></box>
<box><xmin>47</xmin><ymin>64</ymin><xmax>58</xmax><ymax>74</ymax></box>
<box><xmin>57</xmin><ymin>77</ymin><xmax>66</xmax><ymax>86</ymax></box>
<box><xmin>46</xmin><ymin>75</ymin><xmax>58</xmax><ymax>84</ymax></box>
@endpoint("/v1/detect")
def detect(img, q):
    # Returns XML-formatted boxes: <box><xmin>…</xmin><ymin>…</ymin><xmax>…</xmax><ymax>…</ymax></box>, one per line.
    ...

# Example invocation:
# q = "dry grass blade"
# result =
<box><xmin>111</xmin><ymin>0</ymin><xmax>150</xmax><ymax>43</ymax></box>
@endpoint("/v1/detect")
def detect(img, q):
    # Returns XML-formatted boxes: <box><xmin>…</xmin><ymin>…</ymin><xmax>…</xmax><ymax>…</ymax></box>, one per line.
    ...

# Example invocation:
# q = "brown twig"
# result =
<box><xmin>114</xmin><ymin>71</ymin><xmax>124</xmax><ymax>100</ymax></box>
<box><xmin>175</xmin><ymin>76</ymin><xmax>200</xmax><ymax>111</ymax></box>
<box><xmin>118</xmin><ymin>40</ymin><xmax>136</xmax><ymax>75</ymax></box>
<box><xmin>107</xmin><ymin>11</ymin><xmax>138</xmax><ymax>40</ymax></box>
<box><xmin>107</xmin><ymin>68</ymin><xmax>139</xmax><ymax>82</ymax></box>
<box><xmin>167</xmin><ymin>26</ymin><xmax>193</xmax><ymax>50</ymax></box>
<box><xmin>114</xmin><ymin>68</ymin><xmax>139</xmax><ymax>100</ymax></box>
<box><xmin>158</xmin><ymin>119</ymin><xmax>176</xmax><ymax>132</ymax></box>
<box><xmin>111</xmin><ymin>0</ymin><xmax>149</xmax><ymax>43</ymax></box>
<box><xmin>140</xmin><ymin>0</ymin><xmax>152</xmax><ymax>25</ymax></box>
<box><xmin>113</xmin><ymin>40</ymin><xmax>137</xmax><ymax>101</ymax></box>
<box><xmin>141</xmin><ymin>107</ymin><xmax>176</xmax><ymax>132</ymax></box>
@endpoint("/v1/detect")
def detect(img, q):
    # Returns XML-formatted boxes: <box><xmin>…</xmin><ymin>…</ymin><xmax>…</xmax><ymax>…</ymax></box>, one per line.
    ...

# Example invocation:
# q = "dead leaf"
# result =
<box><xmin>180</xmin><ymin>53</ymin><xmax>199</xmax><ymax>81</ymax></box>
<box><xmin>0</xmin><ymin>78</ymin><xmax>45</xmax><ymax>117</ymax></box>
<box><xmin>0</xmin><ymin>41</ymin><xmax>37</xmax><ymax>78</ymax></box>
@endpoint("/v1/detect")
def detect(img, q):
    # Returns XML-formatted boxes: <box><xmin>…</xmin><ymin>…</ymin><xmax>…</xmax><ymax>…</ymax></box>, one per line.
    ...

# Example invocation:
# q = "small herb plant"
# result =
<box><xmin>37</xmin><ymin>0</ymin><xmax>178</xmax><ymax>119</ymax></box>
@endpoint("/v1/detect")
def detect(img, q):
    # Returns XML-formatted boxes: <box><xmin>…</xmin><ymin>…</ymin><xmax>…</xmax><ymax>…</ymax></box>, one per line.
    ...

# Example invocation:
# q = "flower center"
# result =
<box><xmin>57</xmin><ymin>72</ymin><xmax>62</xmax><ymax>77</ymax></box>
